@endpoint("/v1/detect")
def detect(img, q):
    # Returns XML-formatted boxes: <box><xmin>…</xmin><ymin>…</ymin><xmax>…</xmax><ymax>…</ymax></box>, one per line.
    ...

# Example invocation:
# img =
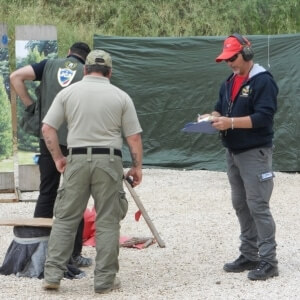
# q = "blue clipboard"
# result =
<box><xmin>181</xmin><ymin>120</ymin><xmax>218</xmax><ymax>134</ymax></box>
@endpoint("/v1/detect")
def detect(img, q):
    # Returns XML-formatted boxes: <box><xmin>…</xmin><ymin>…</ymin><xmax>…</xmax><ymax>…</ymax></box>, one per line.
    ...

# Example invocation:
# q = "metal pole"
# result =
<box><xmin>10</xmin><ymin>86</ymin><xmax>20</xmax><ymax>201</ymax></box>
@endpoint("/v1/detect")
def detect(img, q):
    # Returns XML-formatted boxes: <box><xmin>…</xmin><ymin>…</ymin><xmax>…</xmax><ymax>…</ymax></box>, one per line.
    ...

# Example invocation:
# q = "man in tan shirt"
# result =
<box><xmin>42</xmin><ymin>49</ymin><xmax>143</xmax><ymax>294</ymax></box>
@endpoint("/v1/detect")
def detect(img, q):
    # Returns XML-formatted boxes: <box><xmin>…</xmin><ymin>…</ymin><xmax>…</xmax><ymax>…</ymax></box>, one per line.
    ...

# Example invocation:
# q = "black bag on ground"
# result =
<box><xmin>0</xmin><ymin>226</ymin><xmax>85</xmax><ymax>280</ymax></box>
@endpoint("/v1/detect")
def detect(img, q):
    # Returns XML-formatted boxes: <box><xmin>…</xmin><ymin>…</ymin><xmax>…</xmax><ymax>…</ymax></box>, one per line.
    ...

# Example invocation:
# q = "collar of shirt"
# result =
<box><xmin>83</xmin><ymin>75</ymin><xmax>110</xmax><ymax>83</ymax></box>
<box><xmin>67</xmin><ymin>54</ymin><xmax>85</xmax><ymax>64</ymax></box>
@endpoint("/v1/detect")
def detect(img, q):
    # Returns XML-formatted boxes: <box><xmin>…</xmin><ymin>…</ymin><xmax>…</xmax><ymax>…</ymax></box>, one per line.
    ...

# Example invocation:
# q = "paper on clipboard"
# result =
<box><xmin>181</xmin><ymin>116</ymin><xmax>218</xmax><ymax>134</ymax></box>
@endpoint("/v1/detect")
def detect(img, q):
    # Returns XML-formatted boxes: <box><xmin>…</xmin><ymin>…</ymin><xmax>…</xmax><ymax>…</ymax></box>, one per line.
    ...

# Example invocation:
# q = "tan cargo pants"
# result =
<box><xmin>44</xmin><ymin>151</ymin><xmax>128</xmax><ymax>290</ymax></box>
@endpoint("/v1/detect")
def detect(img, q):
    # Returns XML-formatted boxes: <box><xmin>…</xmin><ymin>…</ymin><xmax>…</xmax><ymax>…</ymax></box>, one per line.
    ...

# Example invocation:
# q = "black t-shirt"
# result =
<box><xmin>31</xmin><ymin>55</ymin><xmax>85</xmax><ymax>80</ymax></box>
<box><xmin>31</xmin><ymin>59</ymin><xmax>47</xmax><ymax>80</ymax></box>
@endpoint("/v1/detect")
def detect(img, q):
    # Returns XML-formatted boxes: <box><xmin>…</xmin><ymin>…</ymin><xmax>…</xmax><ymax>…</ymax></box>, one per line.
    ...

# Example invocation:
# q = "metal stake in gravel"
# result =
<box><xmin>124</xmin><ymin>176</ymin><xmax>166</xmax><ymax>248</ymax></box>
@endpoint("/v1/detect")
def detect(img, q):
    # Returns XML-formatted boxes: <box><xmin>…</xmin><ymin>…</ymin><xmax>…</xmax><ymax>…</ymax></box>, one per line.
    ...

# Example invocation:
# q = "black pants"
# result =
<box><xmin>34</xmin><ymin>139</ymin><xmax>83</xmax><ymax>257</ymax></box>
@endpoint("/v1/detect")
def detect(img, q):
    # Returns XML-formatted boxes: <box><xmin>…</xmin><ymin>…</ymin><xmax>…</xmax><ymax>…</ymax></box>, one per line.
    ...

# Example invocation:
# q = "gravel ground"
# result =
<box><xmin>0</xmin><ymin>168</ymin><xmax>299</xmax><ymax>300</ymax></box>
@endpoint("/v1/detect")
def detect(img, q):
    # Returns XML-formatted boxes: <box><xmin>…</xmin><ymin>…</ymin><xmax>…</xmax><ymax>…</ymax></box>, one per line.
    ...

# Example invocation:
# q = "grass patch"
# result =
<box><xmin>0</xmin><ymin>158</ymin><xmax>13</xmax><ymax>172</ymax></box>
<box><xmin>0</xmin><ymin>151</ymin><xmax>38</xmax><ymax>172</ymax></box>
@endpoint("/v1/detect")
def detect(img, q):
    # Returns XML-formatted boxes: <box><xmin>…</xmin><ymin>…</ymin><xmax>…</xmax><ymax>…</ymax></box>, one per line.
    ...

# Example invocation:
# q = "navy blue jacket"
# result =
<box><xmin>215</xmin><ymin>64</ymin><xmax>278</xmax><ymax>152</ymax></box>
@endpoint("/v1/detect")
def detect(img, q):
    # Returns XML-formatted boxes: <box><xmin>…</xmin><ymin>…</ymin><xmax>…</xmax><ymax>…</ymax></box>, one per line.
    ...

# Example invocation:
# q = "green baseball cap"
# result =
<box><xmin>85</xmin><ymin>49</ymin><xmax>112</xmax><ymax>67</ymax></box>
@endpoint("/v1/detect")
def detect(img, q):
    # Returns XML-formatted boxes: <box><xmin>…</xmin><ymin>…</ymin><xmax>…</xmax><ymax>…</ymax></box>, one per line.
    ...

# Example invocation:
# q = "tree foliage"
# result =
<box><xmin>26</xmin><ymin>40</ymin><xmax>58</xmax><ymax>57</ymax></box>
<box><xmin>0</xmin><ymin>0</ymin><xmax>298</xmax><ymax>59</ymax></box>
<box><xmin>0</xmin><ymin>48</ymin><xmax>10</xmax><ymax>98</ymax></box>
<box><xmin>0</xmin><ymin>75</ymin><xmax>12</xmax><ymax>159</ymax></box>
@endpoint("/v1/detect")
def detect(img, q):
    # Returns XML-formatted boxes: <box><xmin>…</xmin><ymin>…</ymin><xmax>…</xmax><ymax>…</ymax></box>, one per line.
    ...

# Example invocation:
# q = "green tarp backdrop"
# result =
<box><xmin>94</xmin><ymin>34</ymin><xmax>300</xmax><ymax>171</ymax></box>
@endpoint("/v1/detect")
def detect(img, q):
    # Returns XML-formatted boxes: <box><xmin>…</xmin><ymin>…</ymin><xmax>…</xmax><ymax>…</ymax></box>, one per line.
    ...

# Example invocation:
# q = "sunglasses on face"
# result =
<box><xmin>225</xmin><ymin>53</ymin><xmax>239</xmax><ymax>63</ymax></box>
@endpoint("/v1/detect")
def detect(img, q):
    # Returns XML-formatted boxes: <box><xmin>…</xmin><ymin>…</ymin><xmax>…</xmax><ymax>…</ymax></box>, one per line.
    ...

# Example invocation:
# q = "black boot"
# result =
<box><xmin>248</xmin><ymin>261</ymin><xmax>279</xmax><ymax>280</ymax></box>
<box><xmin>223</xmin><ymin>255</ymin><xmax>258</xmax><ymax>273</ymax></box>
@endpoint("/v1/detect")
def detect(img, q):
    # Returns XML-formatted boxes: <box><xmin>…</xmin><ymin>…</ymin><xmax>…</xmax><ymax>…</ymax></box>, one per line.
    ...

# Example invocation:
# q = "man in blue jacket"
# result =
<box><xmin>200</xmin><ymin>33</ymin><xmax>278</xmax><ymax>281</ymax></box>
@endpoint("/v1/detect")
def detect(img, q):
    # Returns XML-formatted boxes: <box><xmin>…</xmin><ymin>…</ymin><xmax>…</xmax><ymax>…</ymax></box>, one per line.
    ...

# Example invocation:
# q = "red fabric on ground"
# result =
<box><xmin>135</xmin><ymin>210</ymin><xmax>142</xmax><ymax>221</ymax></box>
<box><xmin>82</xmin><ymin>207</ymin><xmax>96</xmax><ymax>246</ymax></box>
<box><xmin>83</xmin><ymin>207</ymin><xmax>152</xmax><ymax>249</ymax></box>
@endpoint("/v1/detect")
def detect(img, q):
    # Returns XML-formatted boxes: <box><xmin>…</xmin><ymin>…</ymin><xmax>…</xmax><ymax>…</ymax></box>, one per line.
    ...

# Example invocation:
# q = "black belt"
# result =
<box><xmin>71</xmin><ymin>147</ymin><xmax>122</xmax><ymax>157</ymax></box>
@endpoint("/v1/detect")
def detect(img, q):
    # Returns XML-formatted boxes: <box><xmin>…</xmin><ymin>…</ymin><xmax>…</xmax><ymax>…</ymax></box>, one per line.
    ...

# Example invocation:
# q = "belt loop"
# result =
<box><xmin>87</xmin><ymin>147</ymin><xmax>92</xmax><ymax>162</ymax></box>
<box><xmin>69</xmin><ymin>148</ymin><xmax>72</xmax><ymax>162</ymax></box>
<box><xmin>109</xmin><ymin>147</ymin><xmax>114</xmax><ymax>162</ymax></box>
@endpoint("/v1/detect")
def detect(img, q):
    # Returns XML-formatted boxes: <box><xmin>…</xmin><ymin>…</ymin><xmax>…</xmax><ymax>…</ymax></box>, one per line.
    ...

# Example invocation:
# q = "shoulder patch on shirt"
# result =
<box><xmin>64</xmin><ymin>61</ymin><xmax>78</xmax><ymax>70</ymax></box>
<box><xmin>57</xmin><ymin>68</ymin><xmax>77</xmax><ymax>87</ymax></box>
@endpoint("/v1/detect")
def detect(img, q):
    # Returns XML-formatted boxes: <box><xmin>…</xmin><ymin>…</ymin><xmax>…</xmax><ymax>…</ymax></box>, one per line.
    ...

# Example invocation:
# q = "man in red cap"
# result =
<box><xmin>199</xmin><ymin>33</ymin><xmax>279</xmax><ymax>281</ymax></box>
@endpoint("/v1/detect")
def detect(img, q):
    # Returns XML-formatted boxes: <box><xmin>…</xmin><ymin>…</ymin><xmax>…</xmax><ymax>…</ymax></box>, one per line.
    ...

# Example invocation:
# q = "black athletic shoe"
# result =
<box><xmin>223</xmin><ymin>255</ymin><xmax>258</xmax><ymax>273</ymax></box>
<box><xmin>71</xmin><ymin>255</ymin><xmax>93</xmax><ymax>268</ymax></box>
<box><xmin>248</xmin><ymin>261</ymin><xmax>279</xmax><ymax>280</ymax></box>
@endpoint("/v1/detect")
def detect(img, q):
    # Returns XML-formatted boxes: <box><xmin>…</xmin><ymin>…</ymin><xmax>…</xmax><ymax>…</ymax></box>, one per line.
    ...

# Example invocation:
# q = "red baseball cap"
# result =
<box><xmin>215</xmin><ymin>36</ymin><xmax>243</xmax><ymax>62</ymax></box>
